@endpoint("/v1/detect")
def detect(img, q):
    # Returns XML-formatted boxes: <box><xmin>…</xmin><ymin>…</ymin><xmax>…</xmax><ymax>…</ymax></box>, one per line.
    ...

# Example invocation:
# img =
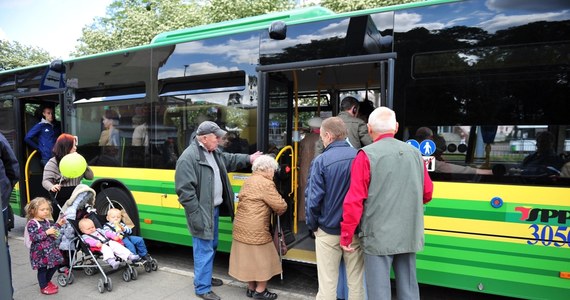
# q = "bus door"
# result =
<box><xmin>16</xmin><ymin>90</ymin><xmax>66</xmax><ymax>211</ymax></box>
<box><xmin>257</xmin><ymin>53</ymin><xmax>396</xmax><ymax>261</ymax></box>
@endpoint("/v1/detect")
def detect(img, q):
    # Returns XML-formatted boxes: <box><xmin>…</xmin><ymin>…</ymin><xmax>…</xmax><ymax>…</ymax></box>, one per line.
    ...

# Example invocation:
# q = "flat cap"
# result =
<box><xmin>196</xmin><ymin>121</ymin><xmax>227</xmax><ymax>137</ymax></box>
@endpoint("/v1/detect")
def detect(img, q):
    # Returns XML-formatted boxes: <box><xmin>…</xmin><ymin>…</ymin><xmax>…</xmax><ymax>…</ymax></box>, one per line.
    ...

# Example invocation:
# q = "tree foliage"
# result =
<box><xmin>204</xmin><ymin>0</ymin><xmax>295</xmax><ymax>24</ymax></box>
<box><xmin>0</xmin><ymin>40</ymin><xmax>53</xmax><ymax>71</ymax></box>
<box><xmin>74</xmin><ymin>0</ymin><xmax>206</xmax><ymax>56</ymax></box>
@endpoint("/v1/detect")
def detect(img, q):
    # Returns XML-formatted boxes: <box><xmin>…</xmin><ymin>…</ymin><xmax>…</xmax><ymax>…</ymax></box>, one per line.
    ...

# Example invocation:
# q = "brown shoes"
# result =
<box><xmin>196</xmin><ymin>291</ymin><xmax>221</xmax><ymax>300</ymax></box>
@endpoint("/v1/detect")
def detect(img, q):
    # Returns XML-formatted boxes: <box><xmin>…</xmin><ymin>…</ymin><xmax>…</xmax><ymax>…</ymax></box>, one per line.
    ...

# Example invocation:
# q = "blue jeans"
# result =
<box><xmin>193</xmin><ymin>206</ymin><xmax>219</xmax><ymax>295</ymax></box>
<box><xmin>123</xmin><ymin>235</ymin><xmax>148</xmax><ymax>257</ymax></box>
<box><xmin>3</xmin><ymin>208</ymin><xmax>13</xmax><ymax>297</ymax></box>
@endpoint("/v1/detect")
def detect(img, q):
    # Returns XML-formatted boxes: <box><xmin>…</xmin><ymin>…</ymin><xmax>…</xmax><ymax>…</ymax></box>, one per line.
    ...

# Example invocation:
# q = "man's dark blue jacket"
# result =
<box><xmin>305</xmin><ymin>140</ymin><xmax>357</xmax><ymax>235</ymax></box>
<box><xmin>24</xmin><ymin>119</ymin><xmax>61</xmax><ymax>162</ymax></box>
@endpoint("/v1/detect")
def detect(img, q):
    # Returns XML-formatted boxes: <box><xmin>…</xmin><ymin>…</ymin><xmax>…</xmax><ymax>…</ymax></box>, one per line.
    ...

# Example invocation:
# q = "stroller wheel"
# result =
<box><xmin>106</xmin><ymin>277</ymin><xmax>113</xmax><ymax>292</ymax></box>
<box><xmin>57</xmin><ymin>274</ymin><xmax>68</xmax><ymax>287</ymax></box>
<box><xmin>131</xmin><ymin>267</ymin><xmax>138</xmax><ymax>280</ymax></box>
<box><xmin>122</xmin><ymin>269</ymin><xmax>131</xmax><ymax>282</ymax></box>
<box><xmin>144</xmin><ymin>262</ymin><xmax>151</xmax><ymax>273</ymax></box>
<box><xmin>151</xmin><ymin>260</ymin><xmax>158</xmax><ymax>271</ymax></box>
<box><xmin>68</xmin><ymin>273</ymin><xmax>75</xmax><ymax>285</ymax></box>
<box><xmin>97</xmin><ymin>278</ymin><xmax>105</xmax><ymax>293</ymax></box>
<box><xmin>85</xmin><ymin>267</ymin><xmax>97</xmax><ymax>276</ymax></box>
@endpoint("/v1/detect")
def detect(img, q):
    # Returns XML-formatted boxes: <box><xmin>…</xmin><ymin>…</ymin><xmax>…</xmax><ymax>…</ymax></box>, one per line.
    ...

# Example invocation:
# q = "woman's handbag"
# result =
<box><xmin>271</xmin><ymin>214</ymin><xmax>287</xmax><ymax>255</ymax></box>
<box><xmin>272</xmin><ymin>225</ymin><xmax>288</xmax><ymax>255</ymax></box>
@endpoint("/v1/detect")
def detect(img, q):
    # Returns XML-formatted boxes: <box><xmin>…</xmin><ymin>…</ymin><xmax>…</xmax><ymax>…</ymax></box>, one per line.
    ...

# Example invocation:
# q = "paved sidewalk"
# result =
<box><xmin>8</xmin><ymin>220</ymin><xmax>312</xmax><ymax>300</ymax></box>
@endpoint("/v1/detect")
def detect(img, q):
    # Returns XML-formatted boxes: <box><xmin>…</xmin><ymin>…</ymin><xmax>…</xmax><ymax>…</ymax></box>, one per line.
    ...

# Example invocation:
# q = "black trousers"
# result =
<box><xmin>37</xmin><ymin>266</ymin><xmax>57</xmax><ymax>289</ymax></box>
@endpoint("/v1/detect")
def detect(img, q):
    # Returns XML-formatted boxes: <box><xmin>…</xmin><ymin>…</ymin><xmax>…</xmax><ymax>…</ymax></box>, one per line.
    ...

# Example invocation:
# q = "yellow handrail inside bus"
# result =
<box><xmin>292</xmin><ymin>70</ymin><xmax>299</xmax><ymax>234</ymax></box>
<box><xmin>275</xmin><ymin>145</ymin><xmax>293</xmax><ymax>162</ymax></box>
<box><xmin>24</xmin><ymin>150</ymin><xmax>38</xmax><ymax>204</ymax></box>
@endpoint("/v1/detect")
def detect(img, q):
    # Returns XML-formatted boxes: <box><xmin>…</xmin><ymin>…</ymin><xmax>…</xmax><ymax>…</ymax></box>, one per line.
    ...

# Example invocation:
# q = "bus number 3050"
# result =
<box><xmin>527</xmin><ymin>224</ymin><xmax>570</xmax><ymax>247</ymax></box>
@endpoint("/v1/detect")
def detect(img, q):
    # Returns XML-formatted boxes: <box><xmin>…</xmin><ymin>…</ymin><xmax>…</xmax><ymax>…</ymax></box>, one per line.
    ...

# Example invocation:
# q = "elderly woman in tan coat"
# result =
<box><xmin>229</xmin><ymin>155</ymin><xmax>287</xmax><ymax>300</ymax></box>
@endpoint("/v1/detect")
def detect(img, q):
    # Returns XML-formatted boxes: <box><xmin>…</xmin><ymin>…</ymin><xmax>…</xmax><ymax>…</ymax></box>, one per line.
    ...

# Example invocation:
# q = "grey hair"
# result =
<box><xmin>252</xmin><ymin>155</ymin><xmax>279</xmax><ymax>172</ymax></box>
<box><xmin>368</xmin><ymin>106</ymin><xmax>397</xmax><ymax>133</ymax></box>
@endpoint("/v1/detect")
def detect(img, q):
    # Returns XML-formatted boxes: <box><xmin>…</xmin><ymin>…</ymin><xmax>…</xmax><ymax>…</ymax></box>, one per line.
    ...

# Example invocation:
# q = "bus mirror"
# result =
<box><xmin>50</xmin><ymin>59</ymin><xmax>66</xmax><ymax>73</ymax></box>
<box><xmin>269</xmin><ymin>21</ymin><xmax>287</xmax><ymax>40</ymax></box>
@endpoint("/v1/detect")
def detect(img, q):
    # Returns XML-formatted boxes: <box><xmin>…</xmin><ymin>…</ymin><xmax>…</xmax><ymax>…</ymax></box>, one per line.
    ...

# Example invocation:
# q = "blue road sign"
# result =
<box><xmin>406</xmin><ymin>139</ymin><xmax>420</xmax><ymax>149</ymax></box>
<box><xmin>419</xmin><ymin>140</ymin><xmax>436</xmax><ymax>156</ymax></box>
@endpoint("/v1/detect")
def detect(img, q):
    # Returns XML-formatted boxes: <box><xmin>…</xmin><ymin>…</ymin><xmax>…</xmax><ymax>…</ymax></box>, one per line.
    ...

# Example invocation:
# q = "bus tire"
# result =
<box><xmin>94</xmin><ymin>187</ymin><xmax>140</xmax><ymax>236</ymax></box>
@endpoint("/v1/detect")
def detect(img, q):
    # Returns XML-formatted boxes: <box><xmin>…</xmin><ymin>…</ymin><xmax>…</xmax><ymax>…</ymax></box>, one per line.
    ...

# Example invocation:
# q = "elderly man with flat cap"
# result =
<box><xmin>175</xmin><ymin>121</ymin><xmax>262</xmax><ymax>300</ymax></box>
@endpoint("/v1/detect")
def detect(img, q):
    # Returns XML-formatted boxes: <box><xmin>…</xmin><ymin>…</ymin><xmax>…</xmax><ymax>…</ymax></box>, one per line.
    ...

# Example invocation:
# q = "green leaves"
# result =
<box><xmin>0</xmin><ymin>40</ymin><xmax>53</xmax><ymax>71</ymax></box>
<box><xmin>321</xmin><ymin>0</ymin><xmax>420</xmax><ymax>13</ymax></box>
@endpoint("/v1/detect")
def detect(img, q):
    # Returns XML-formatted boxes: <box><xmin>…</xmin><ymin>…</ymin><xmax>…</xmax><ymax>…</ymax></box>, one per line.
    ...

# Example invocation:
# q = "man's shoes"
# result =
<box><xmin>211</xmin><ymin>277</ymin><xmax>223</xmax><ymax>287</ymax></box>
<box><xmin>246</xmin><ymin>288</ymin><xmax>255</xmax><ymax>297</ymax></box>
<box><xmin>196</xmin><ymin>291</ymin><xmax>221</xmax><ymax>300</ymax></box>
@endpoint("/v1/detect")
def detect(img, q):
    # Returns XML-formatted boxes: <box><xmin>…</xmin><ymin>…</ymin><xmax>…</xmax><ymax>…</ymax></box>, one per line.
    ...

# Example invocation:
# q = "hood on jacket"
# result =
<box><xmin>60</xmin><ymin>184</ymin><xmax>96</xmax><ymax>217</ymax></box>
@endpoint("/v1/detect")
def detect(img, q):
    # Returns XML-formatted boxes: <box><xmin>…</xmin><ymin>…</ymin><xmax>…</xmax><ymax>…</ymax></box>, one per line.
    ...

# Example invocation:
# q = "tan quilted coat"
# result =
<box><xmin>232</xmin><ymin>171</ymin><xmax>287</xmax><ymax>245</ymax></box>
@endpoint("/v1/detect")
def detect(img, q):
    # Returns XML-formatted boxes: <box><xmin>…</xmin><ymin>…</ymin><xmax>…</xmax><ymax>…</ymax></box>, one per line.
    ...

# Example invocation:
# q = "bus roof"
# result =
<box><xmin>151</xmin><ymin>0</ymin><xmax>460</xmax><ymax>45</ymax></box>
<box><xmin>150</xmin><ymin>6</ymin><xmax>334</xmax><ymax>45</ymax></box>
<box><xmin>0</xmin><ymin>0</ymin><xmax>460</xmax><ymax>74</ymax></box>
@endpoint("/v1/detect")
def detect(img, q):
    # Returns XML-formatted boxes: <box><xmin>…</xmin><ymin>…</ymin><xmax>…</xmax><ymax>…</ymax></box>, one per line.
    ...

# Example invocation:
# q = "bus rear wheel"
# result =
<box><xmin>94</xmin><ymin>187</ymin><xmax>140</xmax><ymax>236</ymax></box>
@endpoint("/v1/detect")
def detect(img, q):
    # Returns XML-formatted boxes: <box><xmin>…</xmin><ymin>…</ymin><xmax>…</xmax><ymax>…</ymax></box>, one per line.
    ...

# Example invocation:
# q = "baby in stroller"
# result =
<box><xmin>103</xmin><ymin>208</ymin><xmax>153</xmax><ymax>262</ymax></box>
<box><xmin>78</xmin><ymin>218</ymin><xmax>140</xmax><ymax>269</ymax></box>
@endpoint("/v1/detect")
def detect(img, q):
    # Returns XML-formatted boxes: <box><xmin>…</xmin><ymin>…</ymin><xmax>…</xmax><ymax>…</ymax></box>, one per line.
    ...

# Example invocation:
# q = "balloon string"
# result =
<box><xmin>54</xmin><ymin>177</ymin><xmax>63</xmax><ymax>199</ymax></box>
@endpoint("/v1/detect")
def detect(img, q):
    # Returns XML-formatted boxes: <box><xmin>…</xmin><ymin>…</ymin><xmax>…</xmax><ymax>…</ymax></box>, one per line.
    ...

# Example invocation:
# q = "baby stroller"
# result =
<box><xmin>97</xmin><ymin>185</ymin><xmax>158</xmax><ymax>273</ymax></box>
<box><xmin>56</xmin><ymin>184</ymin><xmax>140</xmax><ymax>293</ymax></box>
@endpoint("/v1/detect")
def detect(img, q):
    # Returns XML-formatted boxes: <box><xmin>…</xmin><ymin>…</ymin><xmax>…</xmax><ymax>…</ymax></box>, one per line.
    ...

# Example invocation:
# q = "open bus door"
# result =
<box><xmin>15</xmin><ymin>89</ymin><xmax>66</xmax><ymax>214</ymax></box>
<box><xmin>257</xmin><ymin>53</ymin><xmax>396</xmax><ymax>263</ymax></box>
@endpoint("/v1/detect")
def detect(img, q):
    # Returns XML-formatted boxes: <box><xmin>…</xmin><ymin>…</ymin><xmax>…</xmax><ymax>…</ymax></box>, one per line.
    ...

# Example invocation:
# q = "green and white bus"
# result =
<box><xmin>1</xmin><ymin>0</ymin><xmax>568</xmax><ymax>298</ymax></box>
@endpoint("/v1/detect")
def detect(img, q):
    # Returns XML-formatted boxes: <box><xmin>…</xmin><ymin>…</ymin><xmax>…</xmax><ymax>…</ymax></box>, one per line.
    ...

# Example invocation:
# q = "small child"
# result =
<box><xmin>58</xmin><ymin>221</ymin><xmax>76</xmax><ymax>272</ymax></box>
<box><xmin>103</xmin><ymin>208</ymin><xmax>152</xmax><ymax>261</ymax></box>
<box><xmin>78</xmin><ymin>218</ymin><xmax>139</xmax><ymax>269</ymax></box>
<box><xmin>25</xmin><ymin>197</ymin><xmax>65</xmax><ymax>295</ymax></box>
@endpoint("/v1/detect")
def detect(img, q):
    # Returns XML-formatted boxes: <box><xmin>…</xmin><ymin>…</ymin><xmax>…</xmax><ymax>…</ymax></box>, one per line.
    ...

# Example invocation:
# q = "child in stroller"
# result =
<box><xmin>103</xmin><ymin>208</ymin><xmax>154</xmax><ymax>264</ymax></box>
<box><xmin>78</xmin><ymin>218</ymin><xmax>140</xmax><ymax>268</ymax></box>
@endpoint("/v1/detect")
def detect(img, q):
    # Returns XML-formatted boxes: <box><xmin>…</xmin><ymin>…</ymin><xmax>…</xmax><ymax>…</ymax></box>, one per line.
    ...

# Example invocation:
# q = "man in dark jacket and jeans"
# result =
<box><xmin>175</xmin><ymin>121</ymin><xmax>261</xmax><ymax>300</ymax></box>
<box><xmin>1</xmin><ymin>132</ymin><xmax>20</xmax><ymax>299</ymax></box>
<box><xmin>305</xmin><ymin>117</ymin><xmax>364</xmax><ymax>300</ymax></box>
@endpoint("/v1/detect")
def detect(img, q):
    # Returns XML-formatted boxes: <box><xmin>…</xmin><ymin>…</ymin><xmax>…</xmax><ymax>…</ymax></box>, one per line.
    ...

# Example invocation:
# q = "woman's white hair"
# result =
<box><xmin>252</xmin><ymin>155</ymin><xmax>279</xmax><ymax>172</ymax></box>
<box><xmin>368</xmin><ymin>106</ymin><xmax>397</xmax><ymax>133</ymax></box>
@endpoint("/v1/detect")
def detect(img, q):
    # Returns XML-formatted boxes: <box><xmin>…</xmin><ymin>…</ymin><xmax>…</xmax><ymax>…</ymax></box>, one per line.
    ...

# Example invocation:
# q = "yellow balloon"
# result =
<box><xmin>59</xmin><ymin>152</ymin><xmax>87</xmax><ymax>178</ymax></box>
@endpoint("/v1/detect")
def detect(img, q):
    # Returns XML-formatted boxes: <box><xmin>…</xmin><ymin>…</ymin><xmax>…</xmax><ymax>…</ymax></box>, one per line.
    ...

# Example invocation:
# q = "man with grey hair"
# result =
<box><xmin>306</xmin><ymin>117</ymin><xmax>364</xmax><ymax>300</ymax></box>
<box><xmin>340</xmin><ymin>107</ymin><xmax>433</xmax><ymax>300</ymax></box>
<box><xmin>175</xmin><ymin>120</ymin><xmax>262</xmax><ymax>300</ymax></box>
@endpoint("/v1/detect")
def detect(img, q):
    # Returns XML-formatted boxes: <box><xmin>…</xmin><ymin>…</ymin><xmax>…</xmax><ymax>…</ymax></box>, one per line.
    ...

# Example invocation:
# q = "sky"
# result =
<box><xmin>0</xmin><ymin>0</ymin><xmax>113</xmax><ymax>59</ymax></box>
